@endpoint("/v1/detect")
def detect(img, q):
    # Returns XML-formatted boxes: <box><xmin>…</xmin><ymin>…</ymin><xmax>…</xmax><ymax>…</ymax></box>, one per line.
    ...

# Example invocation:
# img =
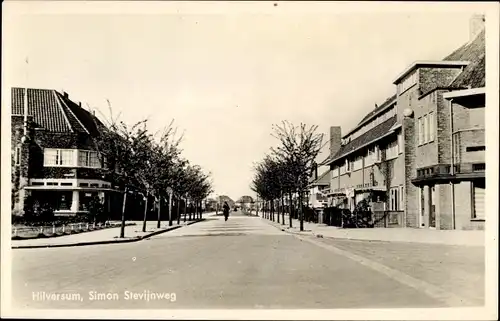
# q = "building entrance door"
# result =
<box><xmin>429</xmin><ymin>185</ymin><xmax>436</xmax><ymax>228</ymax></box>
<box><xmin>419</xmin><ymin>186</ymin><xmax>425</xmax><ymax>228</ymax></box>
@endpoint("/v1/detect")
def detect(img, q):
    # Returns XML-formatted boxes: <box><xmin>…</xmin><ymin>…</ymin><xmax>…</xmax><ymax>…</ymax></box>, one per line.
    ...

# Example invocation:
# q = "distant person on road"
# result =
<box><xmin>223</xmin><ymin>202</ymin><xmax>230</xmax><ymax>221</ymax></box>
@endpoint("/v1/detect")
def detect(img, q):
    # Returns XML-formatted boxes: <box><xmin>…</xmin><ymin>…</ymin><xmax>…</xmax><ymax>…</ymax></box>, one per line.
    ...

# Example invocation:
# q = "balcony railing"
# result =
<box><xmin>415</xmin><ymin>162</ymin><xmax>485</xmax><ymax>181</ymax></box>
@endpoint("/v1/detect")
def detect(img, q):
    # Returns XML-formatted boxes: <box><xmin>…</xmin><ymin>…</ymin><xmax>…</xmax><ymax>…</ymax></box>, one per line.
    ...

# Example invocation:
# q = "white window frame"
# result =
<box><xmin>352</xmin><ymin>156</ymin><xmax>363</xmax><ymax>171</ymax></box>
<box><xmin>423</xmin><ymin>114</ymin><xmax>429</xmax><ymax>143</ymax></box>
<box><xmin>418</xmin><ymin>117</ymin><xmax>424</xmax><ymax>146</ymax></box>
<box><xmin>386</xmin><ymin>140</ymin><xmax>399</xmax><ymax>160</ymax></box>
<box><xmin>399</xmin><ymin>185</ymin><xmax>404</xmax><ymax>210</ymax></box>
<box><xmin>398</xmin><ymin>133</ymin><xmax>403</xmax><ymax>154</ymax></box>
<box><xmin>389</xmin><ymin>187</ymin><xmax>400</xmax><ymax>211</ymax></box>
<box><xmin>331</xmin><ymin>166</ymin><xmax>339</xmax><ymax>178</ymax></box>
<box><xmin>428</xmin><ymin>112</ymin><xmax>435</xmax><ymax>142</ymax></box>
<box><xmin>78</xmin><ymin>150</ymin><xmax>101</xmax><ymax>168</ymax></box>
<box><xmin>44</xmin><ymin>148</ymin><xmax>75</xmax><ymax>167</ymax></box>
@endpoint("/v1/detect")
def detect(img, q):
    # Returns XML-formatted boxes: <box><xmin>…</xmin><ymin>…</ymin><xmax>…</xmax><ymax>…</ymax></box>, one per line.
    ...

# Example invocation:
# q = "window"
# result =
<box><xmin>352</xmin><ymin>156</ymin><xmax>363</xmax><ymax>171</ymax></box>
<box><xmin>44</xmin><ymin>149</ymin><xmax>59</xmax><ymax>166</ymax></box>
<box><xmin>365</xmin><ymin>146</ymin><xmax>377</xmax><ymax>167</ymax></box>
<box><xmin>423</xmin><ymin>114</ymin><xmax>429</xmax><ymax>143</ymax></box>
<box><xmin>44</xmin><ymin>148</ymin><xmax>74</xmax><ymax>166</ymax></box>
<box><xmin>60</xmin><ymin>150</ymin><xmax>74</xmax><ymax>166</ymax></box>
<box><xmin>472</xmin><ymin>180</ymin><xmax>485</xmax><ymax>219</ymax></box>
<box><xmin>399</xmin><ymin>185</ymin><xmax>404</xmax><ymax>210</ymax></box>
<box><xmin>418</xmin><ymin>117</ymin><xmax>424</xmax><ymax>145</ymax></box>
<box><xmin>331</xmin><ymin>166</ymin><xmax>339</xmax><ymax>178</ymax></box>
<box><xmin>14</xmin><ymin>147</ymin><xmax>20</xmax><ymax>165</ymax></box>
<box><xmin>78</xmin><ymin>150</ymin><xmax>100</xmax><ymax>168</ymax></box>
<box><xmin>428</xmin><ymin>112</ymin><xmax>435</xmax><ymax>142</ymax></box>
<box><xmin>386</xmin><ymin>140</ymin><xmax>399</xmax><ymax>160</ymax></box>
<box><xmin>389</xmin><ymin>187</ymin><xmax>400</xmax><ymax>211</ymax></box>
<box><xmin>466</xmin><ymin>146</ymin><xmax>486</xmax><ymax>152</ymax></box>
<box><xmin>398</xmin><ymin>133</ymin><xmax>403</xmax><ymax>154</ymax></box>
<box><xmin>346</xmin><ymin>159</ymin><xmax>351</xmax><ymax>173</ymax></box>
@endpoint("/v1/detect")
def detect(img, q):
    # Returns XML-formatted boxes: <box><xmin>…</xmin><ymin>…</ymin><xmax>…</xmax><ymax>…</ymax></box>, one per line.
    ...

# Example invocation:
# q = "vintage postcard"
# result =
<box><xmin>1</xmin><ymin>1</ymin><xmax>498</xmax><ymax>320</ymax></box>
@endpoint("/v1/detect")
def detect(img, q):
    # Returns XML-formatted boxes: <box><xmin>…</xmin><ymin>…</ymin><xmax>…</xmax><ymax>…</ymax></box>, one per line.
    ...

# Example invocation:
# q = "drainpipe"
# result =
<box><xmin>449</xmin><ymin>98</ymin><xmax>456</xmax><ymax>230</ymax></box>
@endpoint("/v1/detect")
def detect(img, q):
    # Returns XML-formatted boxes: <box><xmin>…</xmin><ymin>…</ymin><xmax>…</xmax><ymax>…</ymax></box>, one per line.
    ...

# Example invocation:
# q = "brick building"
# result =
<box><xmin>322</xmin><ymin>96</ymin><xmax>405</xmax><ymax>226</ymax></box>
<box><xmin>322</xmin><ymin>14</ymin><xmax>486</xmax><ymax>230</ymax></box>
<box><xmin>11</xmin><ymin>87</ymin><xmax>116</xmax><ymax>216</ymax></box>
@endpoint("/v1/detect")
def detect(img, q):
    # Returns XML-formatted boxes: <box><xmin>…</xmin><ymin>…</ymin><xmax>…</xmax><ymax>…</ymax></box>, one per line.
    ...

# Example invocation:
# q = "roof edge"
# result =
<box><xmin>57</xmin><ymin>92</ymin><xmax>91</xmax><ymax>135</ymax></box>
<box><xmin>393</xmin><ymin>60</ymin><xmax>470</xmax><ymax>85</ymax></box>
<box><xmin>342</xmin><ymin>95</ymin><xmax>397</xmax><ymax>139</ymax></box>
<box><xmin>51</xmin><ymin>90</ymin><xmax>74</xmax><ymax>133</ymax></box>
<box><xmin>443</xmin><ymin>87</ymin><xmax>485</xmax><ymax>99</ymax></box>
<box><xmin>327</xmin><ymin>120</ymin><xmax>399</xmax><ymax>165</ymax></box>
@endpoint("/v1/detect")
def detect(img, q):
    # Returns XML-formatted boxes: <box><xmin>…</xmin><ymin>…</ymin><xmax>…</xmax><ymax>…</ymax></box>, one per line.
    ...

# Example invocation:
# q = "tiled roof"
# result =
<box><xmin>12</xmin><ymin>88</ymin><xmax>71</xmax><ymax>132</ymax></box>
<box><xmin>58</xmin><ymin>92</ymin><xmax>103</xmax><ymax>136</ymax></box>
<box><xmin>311</xmin><ymin>170</ymin><xmax>330</xmax><ymax>186</ymax></box>
<box><xmin>444</xmin><ymin>30</ymin><xmax>485</xmax><ymax>62</ymax></box>
<box><xmin>325</xmin><ymin>116</ymin><xmax>398</xmax><ymax>165</ymax></box>
<box><xmin>356</xmin><ymin>94</ymin><xmax>397</xmax><ymax>127</ymax></box>
<box><xmin>418</xmin><ymin>30</ymin><xmax>486</xmax><ymax>99</ymax></box>
<box><xmin>445</xmin><ymin>30</ymin><xmax>485</xmax><ymax>89</ymax></box>
<box><xmin>11</xmin><ymin>87</ymin><xmax>104</xmax><ymax>135</ymax></box>
<box><xmin>450</xmin><ymin>53</ymin><xmax>485</xmax><ymax>89</ymax></box>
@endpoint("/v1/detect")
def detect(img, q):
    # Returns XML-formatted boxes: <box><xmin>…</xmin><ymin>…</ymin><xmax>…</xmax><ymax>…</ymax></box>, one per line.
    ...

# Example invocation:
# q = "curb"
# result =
<box><xmin>11</xmin><ymin>219</ymin><xmax>205</xmax><ymax>249</ymax></box>
<box><xmin>261</xmin><ymin>218</ymin><xmax>485</xmax><ymax>246</ymax></box>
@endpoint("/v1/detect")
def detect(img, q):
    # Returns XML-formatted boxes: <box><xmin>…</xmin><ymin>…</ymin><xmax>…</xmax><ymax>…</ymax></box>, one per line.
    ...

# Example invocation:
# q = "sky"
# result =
<box><xmin>3</xmin><ymin>2</ymin><xmax>485</xmax><ymax>201</ymax></box>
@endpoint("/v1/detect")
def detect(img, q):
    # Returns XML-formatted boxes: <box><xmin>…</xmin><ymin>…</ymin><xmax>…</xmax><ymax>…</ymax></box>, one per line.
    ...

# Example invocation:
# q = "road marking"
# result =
<box><xmin>296</xmin><ymin>235</ymin><xmax>480</xmax><ymax>307</ymax></box>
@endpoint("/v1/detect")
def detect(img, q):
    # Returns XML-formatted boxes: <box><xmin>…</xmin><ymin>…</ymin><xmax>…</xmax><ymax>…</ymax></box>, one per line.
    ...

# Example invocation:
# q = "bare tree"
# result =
<box><xmin>270</xmin><ymin>121</ymin><xmax>323</xmax><ymax>231</ymax></box>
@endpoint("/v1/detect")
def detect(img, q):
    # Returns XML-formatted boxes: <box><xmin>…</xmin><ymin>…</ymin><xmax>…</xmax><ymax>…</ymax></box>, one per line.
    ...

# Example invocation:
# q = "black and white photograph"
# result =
<box><xmin>1</xmin><ymin>1</ymin><xmax>498</xmax><ymax>320</ymax></box>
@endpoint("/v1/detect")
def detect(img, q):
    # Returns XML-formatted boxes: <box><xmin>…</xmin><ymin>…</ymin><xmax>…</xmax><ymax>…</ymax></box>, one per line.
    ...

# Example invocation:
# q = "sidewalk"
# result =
<box><xmin>11</xmin><ymin>213</ymin><xmax>215</xmax><ymax>249</ymax></box>
<box><xmin>262</xmin><ymin>213</ymin><xmax>485</xmax><ymax>247</ymax></box>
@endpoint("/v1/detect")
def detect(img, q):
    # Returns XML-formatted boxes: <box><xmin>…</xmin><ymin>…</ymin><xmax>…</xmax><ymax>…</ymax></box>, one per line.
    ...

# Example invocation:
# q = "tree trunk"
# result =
<box><xmin>157</xmin><ymin>196</ymin><xmax>161</xmax><ymax>228</ymax></box>
<box><xmin>299</xmin><ymin>190</ymin><xmax>304</xmax><ymax>231</ymax></box>
<box><xmin>168</xmin><ymin>192</ymin><xmax>173</xmax><ymax>226</ymax></box>
<box><xmin>281</xmin><ymin>193</ymin><xmax>285</xmax><ymax>225</ymax></box>
<box><xmin>177</xmin><ymin>196</ymin><xmax>181</xmax><ymax>225</ymax></box>
<box><xmin>288</xmin><ymin>191</ymin><xmax>293</xmax><ymax>228</ymax></box>
<box><xmin>120</xmin><ymin>187</ymin><xmax>128</xmax><ymax>238</ymax></box>
<box><xmin>271</xmin><ymin>200</ymin><xmax>275</xmax><ymax>222</ymax></box>
<box><xmin>184</xmin><ymin>197</ymin><xmax>187</xmax><ymax>222</ymax></box>
<box><xmin>142</xmin><ymin>191</ymin><xmax>149</xmax><ymax>232</ymax></box>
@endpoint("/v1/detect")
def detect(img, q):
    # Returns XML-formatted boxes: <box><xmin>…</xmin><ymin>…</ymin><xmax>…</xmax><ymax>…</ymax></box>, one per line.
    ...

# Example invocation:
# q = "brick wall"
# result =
<box><xmin>403</xmin><ymin>114</ymin><xmax>419</xmax><ymax>227</ymax></box>
<box><xmin>11</xmin><ymin>116</ymin><xmax>34</xmax><ymax>214</ymax></box>
<box><xmin>436</xmin><ymin>90</ymin><xmax>452</xmax><ymax>165</ymax></box>
<box><xmin>415</xmin><ymin>93</ymin><xmax>439</xmax><ymax>168</ymax></box>
<box><xmin>454</xmin><ymin>129</ymin><xmax>485</xmax><ymax>164</ymax></box>
<box><xmin>419</xmin><ymin>67</ymin><xmax>462</xmax><ymax>94</ymax></box>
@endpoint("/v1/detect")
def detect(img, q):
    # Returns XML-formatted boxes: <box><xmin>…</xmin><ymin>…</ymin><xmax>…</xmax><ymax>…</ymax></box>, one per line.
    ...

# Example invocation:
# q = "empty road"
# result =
<box><xmin>12</xmin><ymin>211</ymin><xmax>484</xmax><ymax>309</ymax></box>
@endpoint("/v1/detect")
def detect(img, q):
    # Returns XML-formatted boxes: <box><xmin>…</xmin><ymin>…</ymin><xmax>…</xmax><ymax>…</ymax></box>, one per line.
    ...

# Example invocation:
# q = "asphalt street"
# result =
<box><xmin>11</xmin><ymin>211</ymin><xmax>484</xmax><ymax>309</ymax></box>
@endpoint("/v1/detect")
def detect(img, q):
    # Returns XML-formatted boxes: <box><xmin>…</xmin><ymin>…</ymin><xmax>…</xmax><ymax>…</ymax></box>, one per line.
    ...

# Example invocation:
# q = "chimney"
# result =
<box><xmin>63</xmin><ymin>91</ymin><xmax>68</xmax><ymax>99</ymax></box>
<box><xmin>469</xmin><ymin>14</ymin><xmax>485</xmax><ymax>42</ymax></box>
<box><xmin>329</xmin><ymin>126</ymin><xmax>342</xmax><ymax>158</ymax></box>
<box><xmin>78</xmin><ymin>101</ymin><xmax>81</xmax><ymax>107</ymax></box>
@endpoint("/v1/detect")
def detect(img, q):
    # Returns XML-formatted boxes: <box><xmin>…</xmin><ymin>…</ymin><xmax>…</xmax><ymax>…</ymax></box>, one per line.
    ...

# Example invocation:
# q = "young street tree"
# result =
<box><xmin>96</xmin><ymin>116</ymin><xmax>153</xmax><ymax>238</ymax></box>
<box><xmin>270</xmin><ymin>121</ymin><xmax>323</xmax><ymax>232</ymax></box>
